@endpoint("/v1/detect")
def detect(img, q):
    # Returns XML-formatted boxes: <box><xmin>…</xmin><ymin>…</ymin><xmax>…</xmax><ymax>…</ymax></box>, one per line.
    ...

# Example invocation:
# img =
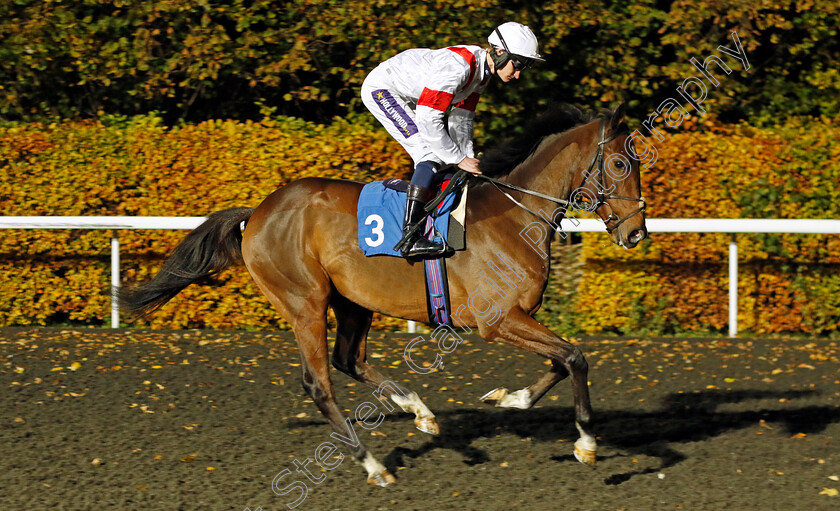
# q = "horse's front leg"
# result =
<box><xmin>479</xmin><ymin>308</ymin><xmax>597</xmax><ymax>466</ymax></box>
<box><xmin>480</xmin><ymin>359</ymin><xmax>569</xmax><ymax>409</ymax></box>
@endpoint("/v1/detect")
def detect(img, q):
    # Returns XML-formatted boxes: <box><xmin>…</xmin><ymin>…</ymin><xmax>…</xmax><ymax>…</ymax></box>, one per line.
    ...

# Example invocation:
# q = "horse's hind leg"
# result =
<box><xmin>479</xmin><ymin>308</ymin><xmax>597</xmax><ymax>466</ymax></box>
<box><xmin>331</xmin><ymin>294</ymin><xmax>439</xmax><ymax>435</ymax></box>
<box><xmin>249</xmin><ymin>275</ymin><xmax>395</xmax><ymax>486</ymax></box>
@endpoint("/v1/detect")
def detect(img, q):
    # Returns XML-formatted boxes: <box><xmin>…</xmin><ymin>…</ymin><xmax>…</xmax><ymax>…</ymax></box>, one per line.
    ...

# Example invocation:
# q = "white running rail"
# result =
<box><xmin>2</xmin><ymin>217</ymin><xmax>839</xmax><ymax>336</ymax></box>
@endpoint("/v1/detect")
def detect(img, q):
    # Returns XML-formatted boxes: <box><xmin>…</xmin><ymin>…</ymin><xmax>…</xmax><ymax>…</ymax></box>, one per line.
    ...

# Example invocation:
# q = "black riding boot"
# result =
<box><xmin>401</xmin><ymin>184</ymin><xmax>449</xmax><ymax>258</ymax></box>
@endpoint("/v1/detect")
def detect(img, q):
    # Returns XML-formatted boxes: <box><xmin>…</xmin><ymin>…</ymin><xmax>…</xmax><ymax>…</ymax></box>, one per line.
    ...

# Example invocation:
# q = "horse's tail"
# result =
<box><xmin>121</xmin><ymin>207</ymin><xmax>255</xmax><ymax>318</ymax></box>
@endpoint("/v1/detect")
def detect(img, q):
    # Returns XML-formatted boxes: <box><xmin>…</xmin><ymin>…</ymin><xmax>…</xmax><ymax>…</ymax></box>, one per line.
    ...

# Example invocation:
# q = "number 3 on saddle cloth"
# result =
<box><xmin>356</xmin><ymin>177</ymin><xmax>467</xmax><ymax>327</ymax></box>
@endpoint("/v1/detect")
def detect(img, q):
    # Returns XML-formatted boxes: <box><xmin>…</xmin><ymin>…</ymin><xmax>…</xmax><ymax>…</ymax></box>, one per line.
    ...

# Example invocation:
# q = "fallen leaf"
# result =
<box><xmin>819</xmin><ymin>488</ymin><xmax>838</xmax><ymax>497</ymax></box>
<box><xmin>181</xmin><ymin>454</ymin><xmax>197</xmax><ymax>463</ymax></box>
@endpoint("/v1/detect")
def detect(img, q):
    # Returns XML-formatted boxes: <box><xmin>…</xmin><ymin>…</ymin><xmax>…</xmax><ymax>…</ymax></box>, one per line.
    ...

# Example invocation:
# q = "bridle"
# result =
<box><xmin>577</xmin><ymin>118</ymin><xmax>647</xmax><ymax>233</ymax></box>
<box><xmin>472</xmin><ymin>117</ymin><xmax>647</xmax><ymax>235</ymax></box>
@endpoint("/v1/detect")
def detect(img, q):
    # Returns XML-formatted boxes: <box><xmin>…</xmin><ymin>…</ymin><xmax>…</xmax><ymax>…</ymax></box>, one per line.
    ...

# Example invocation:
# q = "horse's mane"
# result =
<box><xmin>478</xmin><ymin>104</ymin><xmax>603</xmax><ymax>178</ymax></box>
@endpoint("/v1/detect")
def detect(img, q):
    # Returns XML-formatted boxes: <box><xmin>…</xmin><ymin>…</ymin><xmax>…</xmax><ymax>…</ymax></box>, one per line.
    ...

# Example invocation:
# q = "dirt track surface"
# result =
<box><xmin>1</xmin><ymin>328</ymin><xmax>839</xmax><ymax>511</ymax></box>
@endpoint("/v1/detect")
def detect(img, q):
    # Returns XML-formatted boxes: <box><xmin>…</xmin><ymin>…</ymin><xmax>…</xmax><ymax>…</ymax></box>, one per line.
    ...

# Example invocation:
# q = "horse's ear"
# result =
<box><xmin>610</xmin><ymin>103</ymin><xmax>626</xmax><ymax>131</ymax></box>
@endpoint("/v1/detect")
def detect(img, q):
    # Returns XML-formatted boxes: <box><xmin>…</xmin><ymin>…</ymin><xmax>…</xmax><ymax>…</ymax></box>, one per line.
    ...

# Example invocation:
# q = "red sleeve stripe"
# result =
<box><xmin>418</xmin><ymin>88</ymin><xmax>454</xmax><ymax>111</ymax></box>
<box><xmin>447</xmin><ymin>46</ymin><xmax>477</xmax><ymax>86</ymax></box>
<box><xmin>454</xmin><ymin>92</ymin><xmax>480</xmax><ymax>112</ymax></box>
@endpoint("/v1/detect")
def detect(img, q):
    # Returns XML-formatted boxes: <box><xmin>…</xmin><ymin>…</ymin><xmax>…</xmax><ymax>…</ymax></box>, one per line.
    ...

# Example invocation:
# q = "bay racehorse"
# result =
<box><xmin>122</xmin><ymin>104</ymin><xmax>647</xmax><ymax>486</ymax></box>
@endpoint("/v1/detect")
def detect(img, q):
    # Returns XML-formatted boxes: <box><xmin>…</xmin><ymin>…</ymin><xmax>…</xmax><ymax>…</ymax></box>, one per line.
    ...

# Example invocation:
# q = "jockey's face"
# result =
<box><xmin>491</xmin><ymin>49</ymin><xmax>522</xmax><ymax>82</ymax></box>
<box><xmin>497</xmin><ymin>59</ymin><xmax>522</xmax><ymax>82</ymax></box>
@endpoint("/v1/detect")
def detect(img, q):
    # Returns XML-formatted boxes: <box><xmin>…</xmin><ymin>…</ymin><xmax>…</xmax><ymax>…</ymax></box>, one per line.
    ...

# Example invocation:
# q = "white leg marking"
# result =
<box><xmin>479</xmin><ymin>387</ymin><xmax>531</xmax><ymax>409</ymax></box>
<box><xmin>573</xmin><ymin>421</ymin><xmax>597</xmax><ymax>467</ymax></box>
<box><xmin>362</xmin><ymin>452</ymin><xmax>395</xmax><ymax>487</ymax></box>
<box><xmin>362</xmin><ymin>451</ymin><xmax>387</xmax><ymax>476</ymax></box>
<box><xmin>391</xmin><ymin>392</ymin><xmax>433</xmax><ymax>418</ymax></box>
<box><xmin>497</xmin><ymin>388</ymin><xmax>531</xmax><ymax>409</ymax></box>
<box><xmin>391</xmin><ymin>392</ymin><xmax>439</xmax><ymax>435</ymax></box>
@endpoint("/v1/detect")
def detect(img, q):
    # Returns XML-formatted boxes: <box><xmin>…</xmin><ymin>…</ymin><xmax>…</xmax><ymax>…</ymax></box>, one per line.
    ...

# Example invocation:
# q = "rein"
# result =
<box><xmin>474</xmin><ymin>118</ymin><xmax>646</xmax><ymax>234</ymax></box>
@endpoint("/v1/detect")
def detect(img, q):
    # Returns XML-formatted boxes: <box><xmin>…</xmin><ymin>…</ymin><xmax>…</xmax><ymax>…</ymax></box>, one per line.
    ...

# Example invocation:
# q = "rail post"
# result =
<box><xmin>728</xmin><ymin>234</ymin><xmax>738</xmax><ymax>338</ymax></box>
<box><xmin>111</xmin><ymin>233</ymin><xmax>120</xmax><ymax>329</ymax></box>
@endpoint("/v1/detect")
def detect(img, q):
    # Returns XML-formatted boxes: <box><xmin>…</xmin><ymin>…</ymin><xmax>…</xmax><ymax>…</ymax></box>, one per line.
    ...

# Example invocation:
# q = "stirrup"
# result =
<box><xmin>402</xmin><ymin>236</ymin><xmax>451</xmax><ymax>259</ymax></box>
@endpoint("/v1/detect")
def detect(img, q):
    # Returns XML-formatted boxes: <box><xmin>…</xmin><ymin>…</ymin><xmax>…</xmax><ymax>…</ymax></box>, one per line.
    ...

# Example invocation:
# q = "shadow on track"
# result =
<box><xmin>366</xmin><ymin>388</ymin><xmax>840</xmax><ymax>485</ymax></box>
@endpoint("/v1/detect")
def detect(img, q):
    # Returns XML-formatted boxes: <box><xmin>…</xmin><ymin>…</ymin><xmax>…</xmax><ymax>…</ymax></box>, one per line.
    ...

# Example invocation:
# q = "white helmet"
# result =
<box><xmin>488</xmin><ymin>22</ymin><xmax>544</xmax><ymax>63</ymax></box>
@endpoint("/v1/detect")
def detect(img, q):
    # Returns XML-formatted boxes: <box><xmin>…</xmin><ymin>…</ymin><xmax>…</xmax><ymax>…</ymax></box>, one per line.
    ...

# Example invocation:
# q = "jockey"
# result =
<box><xmin>361</xmin><ymin>21</ymin><xmax>544</xmax><ymax>258</ymax></box>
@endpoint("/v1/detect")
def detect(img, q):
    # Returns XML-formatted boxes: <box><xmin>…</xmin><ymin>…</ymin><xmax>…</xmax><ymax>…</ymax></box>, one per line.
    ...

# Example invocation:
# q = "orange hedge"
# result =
<box><xmin>0</xmin><ymin>114</ymin><xmax>410</xmax><ymax>330</ymax></box>
<box><xmin>2</xmin><ymin>115</ymin><xmax>838</xmax><ymax>336</ymax></box>
<box><xmin>574</xmin><ymin>116</ymin><xmax>840</xmax><ymax>336</ymax></box>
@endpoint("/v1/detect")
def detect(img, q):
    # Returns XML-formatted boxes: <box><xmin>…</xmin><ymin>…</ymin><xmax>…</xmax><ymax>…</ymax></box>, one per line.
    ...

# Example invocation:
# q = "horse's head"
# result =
<box><xmin>571</xmin><ymin>104</ymin><xmax>647</xmax><ymax>249</ymax></box>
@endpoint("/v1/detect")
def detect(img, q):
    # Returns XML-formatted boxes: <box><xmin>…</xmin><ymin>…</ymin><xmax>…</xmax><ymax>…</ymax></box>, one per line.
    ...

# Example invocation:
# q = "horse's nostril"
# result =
<box><xmin>629</xmin><ymin>229</ymin><xmax>646</xmax><ymax>244</ymax></box>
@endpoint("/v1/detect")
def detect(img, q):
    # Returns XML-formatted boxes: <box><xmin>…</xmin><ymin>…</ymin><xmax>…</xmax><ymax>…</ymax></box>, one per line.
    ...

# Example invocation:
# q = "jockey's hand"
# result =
<box><xmin>457</xmin><ymin>156</ymin><xmax>482</xmax><ymax>175</ymax></box>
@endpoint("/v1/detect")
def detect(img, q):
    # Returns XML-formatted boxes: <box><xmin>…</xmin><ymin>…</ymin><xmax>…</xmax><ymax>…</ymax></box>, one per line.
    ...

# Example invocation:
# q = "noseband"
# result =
<box><xmin>473</xmin><ymin>117</ymin><xmax>646</xmax><ymax>235</ymax></box>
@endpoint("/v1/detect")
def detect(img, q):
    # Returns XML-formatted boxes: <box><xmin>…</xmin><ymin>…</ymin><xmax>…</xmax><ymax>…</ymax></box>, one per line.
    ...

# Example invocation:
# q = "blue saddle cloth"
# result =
<box><xmin>357</xmin><ymin>179</ymin><xmax>457</xmax><ymax>257</ymax></box>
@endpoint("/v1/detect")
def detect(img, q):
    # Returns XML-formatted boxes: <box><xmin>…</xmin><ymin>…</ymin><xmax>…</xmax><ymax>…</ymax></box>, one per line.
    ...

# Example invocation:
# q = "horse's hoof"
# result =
<box><xmin>573</xmin><ymin>439</ymin><xmax>597</xmax><ymax>467</ymax></box>
<box><xmin>415</xmin><ymin>416</ymin><xmax>440</xmax><ymax>435</ymax></box>
<box><xmin>367</xmin><ymin>469</ymin><xmax>396</xmax><ymax>487</ymax></box>
<box><xmin>480</xmin><ymin>387</ymin><xmax>509</xmax><ymax>406</ymax></box>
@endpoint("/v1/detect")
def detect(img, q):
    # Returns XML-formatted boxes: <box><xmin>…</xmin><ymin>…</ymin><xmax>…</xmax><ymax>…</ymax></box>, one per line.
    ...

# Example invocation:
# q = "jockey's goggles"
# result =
<box><xmin>494</xmin><ymin>28</ymin><xmax>536</xmax><ymax>70</ymax></box>
<box><xmin>510</xmin><ymin>56</ymin><xmax>535</xmax><ymax>71</ymax></box>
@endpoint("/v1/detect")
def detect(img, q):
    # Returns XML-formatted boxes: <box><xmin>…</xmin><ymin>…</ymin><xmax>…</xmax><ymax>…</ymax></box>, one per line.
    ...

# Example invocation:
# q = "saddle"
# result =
<box><xmin>356</xmin><ymin>172</ymin><xmax>470</xmax><ymax>327</ymax></box>
<box><xmin>356</xmin><ymin>173</ymin><xmax>468</xmax><ymax>258</ymax></box>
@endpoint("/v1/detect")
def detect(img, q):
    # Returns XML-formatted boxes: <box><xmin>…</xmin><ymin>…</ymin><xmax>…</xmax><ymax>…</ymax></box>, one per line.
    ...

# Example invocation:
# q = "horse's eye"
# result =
<box><xmin>614</xmin><ymin>160</ymin><xmax>626</xmax><ymax>169</ymax></box>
